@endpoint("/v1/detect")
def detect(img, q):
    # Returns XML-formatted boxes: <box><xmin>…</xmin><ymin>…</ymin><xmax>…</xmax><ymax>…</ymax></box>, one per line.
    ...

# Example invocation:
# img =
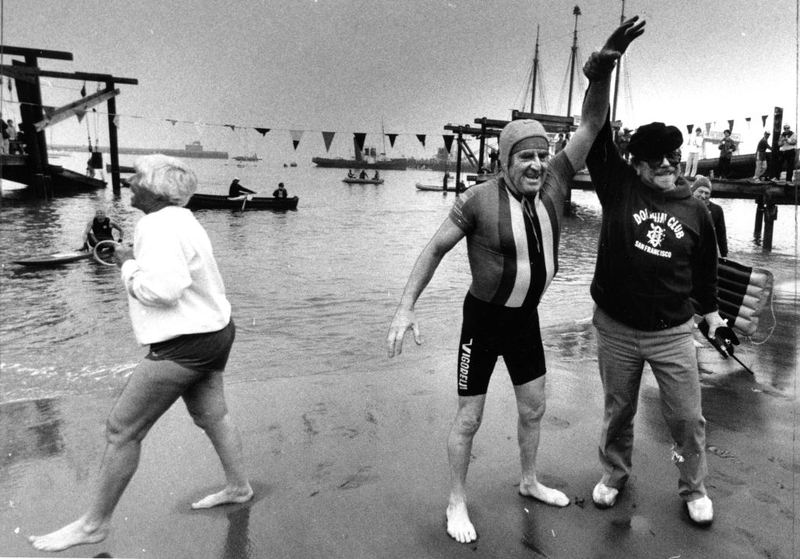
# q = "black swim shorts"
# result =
<box><xmin>146</xmin><ymin>320</ymin><xmax>235</xmax><ymax>373</ymax></box>
<box><xmin>456</xmin><ymin>293</ymin><xmax>546</xmax><ymax>396</ymax></box>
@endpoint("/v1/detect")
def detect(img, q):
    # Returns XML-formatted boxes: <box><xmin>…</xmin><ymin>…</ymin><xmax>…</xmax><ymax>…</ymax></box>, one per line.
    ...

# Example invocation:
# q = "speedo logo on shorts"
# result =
<box><xmin>459</xmin><ymin>339</ymin><xmax>473</xmax><ymax>390</ymax></box>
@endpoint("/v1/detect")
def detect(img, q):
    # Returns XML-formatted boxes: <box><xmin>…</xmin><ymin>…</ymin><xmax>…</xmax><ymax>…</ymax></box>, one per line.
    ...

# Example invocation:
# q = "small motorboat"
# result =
<box><xmin>342</xmin><ymin>177</ymin><xmax>384</xmax><ymax>185</ymax></box>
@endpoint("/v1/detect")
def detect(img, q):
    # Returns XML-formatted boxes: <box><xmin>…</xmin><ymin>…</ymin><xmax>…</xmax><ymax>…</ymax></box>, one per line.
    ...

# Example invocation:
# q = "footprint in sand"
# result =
<box><xmin>339</xmin><ymin>466</ymin><xmax>376</xmax><ymax>490</ymax></box>
<box><xmin>546</xmin><ymin>416</ymin><xmax>570</xmax><ymax>429</ymax></box>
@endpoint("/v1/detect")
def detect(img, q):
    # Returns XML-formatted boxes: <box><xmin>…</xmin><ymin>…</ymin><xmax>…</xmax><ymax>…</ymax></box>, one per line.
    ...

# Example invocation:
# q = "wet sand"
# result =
<box><xmin>1</xmin><ymin>287</ymin><xmax>798</xmax><ymax>558</ymax></box>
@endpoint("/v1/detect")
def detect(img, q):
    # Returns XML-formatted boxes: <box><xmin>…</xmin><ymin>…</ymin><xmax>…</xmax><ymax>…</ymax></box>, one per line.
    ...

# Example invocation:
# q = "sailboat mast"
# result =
<box><xmin>611</xmin><ymin>0</ymin><xmax>625</xmax><ymax>122</ymax></box>
<box><xmin>531</xmin><ymin>25</ymin><xmax>540</xmax><ymax>113</ymax></box>
<box><xmin>566</xmin><ymin>6</ymin><xmax>581</xmax><ymax>118</ymax></box>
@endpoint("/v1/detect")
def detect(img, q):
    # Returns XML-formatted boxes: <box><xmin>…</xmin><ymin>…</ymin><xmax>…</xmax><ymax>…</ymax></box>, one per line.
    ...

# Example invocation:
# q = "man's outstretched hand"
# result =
<box><xmin>603</xmin><ymin>16</ymin><xmax>646</xmax><ymax>58</ymax></box>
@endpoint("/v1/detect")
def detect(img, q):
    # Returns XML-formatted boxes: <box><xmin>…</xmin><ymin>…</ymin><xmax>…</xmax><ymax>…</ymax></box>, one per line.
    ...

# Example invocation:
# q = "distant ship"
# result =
<box><xmin>48</xmin><ymin>140</ymin><xmax>228</xmax><ymax>159</ymax></box>
<box><xmin>313</xmin><ymin>137</ymin><xmax>407</xmax><ymax>170</ymax></box>
<box><xmin>233</xmin><ymin>153</ymin><xmax>261</xmax><ymax>162</ymax></box>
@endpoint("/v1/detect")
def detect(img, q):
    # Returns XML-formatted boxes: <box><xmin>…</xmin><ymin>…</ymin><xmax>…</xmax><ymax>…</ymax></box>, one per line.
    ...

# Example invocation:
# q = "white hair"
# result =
<box><xmin>132</xmin><ymin>154</ymin><xmax>197</xmax><ymax>206</ymax></box>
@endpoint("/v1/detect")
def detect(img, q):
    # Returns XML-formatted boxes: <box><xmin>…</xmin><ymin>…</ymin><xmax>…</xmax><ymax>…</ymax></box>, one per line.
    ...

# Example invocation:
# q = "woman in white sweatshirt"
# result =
<box><xmin>30</xmin><ymin>154</ymin><xmax>252</xmax><ymax>552</ymax></box>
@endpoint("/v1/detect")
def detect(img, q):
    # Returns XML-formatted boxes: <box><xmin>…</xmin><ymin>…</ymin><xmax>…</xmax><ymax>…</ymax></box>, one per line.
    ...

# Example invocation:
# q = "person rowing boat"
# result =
<box><xmin>228</xmin><ymin>177</ymin><xmax>256</xmax><ymax>199</ymax></box>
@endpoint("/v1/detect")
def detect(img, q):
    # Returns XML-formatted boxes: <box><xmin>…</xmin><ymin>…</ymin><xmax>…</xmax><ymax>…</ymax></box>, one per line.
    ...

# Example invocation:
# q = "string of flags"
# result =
<box><xmin>684</xmin><ymin>114</ymin><xmax>771</xmax><ymax>135</ymax></box>
<box><xmin>5</xmin><ymin>97</ymin><xmax>457</xmax><ymax>154</ymax></box>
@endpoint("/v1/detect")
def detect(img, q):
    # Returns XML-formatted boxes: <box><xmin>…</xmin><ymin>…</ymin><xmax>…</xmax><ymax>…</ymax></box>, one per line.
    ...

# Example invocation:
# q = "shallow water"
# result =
<box><xmin>1</xmin><ymin>156</ymin><xmax>798</xmax><ymax>403</ymax></box>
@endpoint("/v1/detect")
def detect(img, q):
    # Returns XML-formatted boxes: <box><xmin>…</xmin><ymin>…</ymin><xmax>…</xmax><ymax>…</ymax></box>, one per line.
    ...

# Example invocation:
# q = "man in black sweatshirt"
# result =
<box><xmin>580</xmin><ymin>21</ymin><xmax>727</xmax><ymax>526</ymax></box>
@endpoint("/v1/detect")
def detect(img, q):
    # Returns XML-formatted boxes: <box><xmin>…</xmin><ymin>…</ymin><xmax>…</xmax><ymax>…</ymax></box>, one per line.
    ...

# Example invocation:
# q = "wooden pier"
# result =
<box><xmin>0</xmin><ymin>46</ymin><xmax>137</xmax><ymax>196</ymax></box>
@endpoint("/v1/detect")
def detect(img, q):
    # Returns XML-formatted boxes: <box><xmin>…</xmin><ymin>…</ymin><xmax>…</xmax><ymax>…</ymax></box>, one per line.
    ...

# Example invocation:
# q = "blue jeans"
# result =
<box><xmin>593</xmin><ymin>306</ymin><xmax>708</xmax><ymax>501</ymax></box>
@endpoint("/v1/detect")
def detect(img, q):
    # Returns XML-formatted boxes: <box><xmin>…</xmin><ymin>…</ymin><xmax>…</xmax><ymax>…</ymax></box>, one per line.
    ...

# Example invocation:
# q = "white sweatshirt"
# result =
<box><xmin>120</xmin><ymin>206</ymin><xmax>231</xmax><ymax>345</ymax></box>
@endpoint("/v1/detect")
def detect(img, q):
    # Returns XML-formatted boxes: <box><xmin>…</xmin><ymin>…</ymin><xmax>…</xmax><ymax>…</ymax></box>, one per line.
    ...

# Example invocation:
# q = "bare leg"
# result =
<box><xmin>446</xmin><ymin>394</ymin><xmax>485</xmax><ymax>543</ymax></box>
<box><xmin>183</xmin><ymin>370</ymin><xmax>252</xmax><ymax>509</ymax></box>
<box><xmin>515</xmin><ymin>377</ymin><xmax>569</xmax><ymax>507</ymax></box>
<box><xmin>29</xmin><ymin>359</ymin><xmax>190</xmax><ymax>551</ymax></box>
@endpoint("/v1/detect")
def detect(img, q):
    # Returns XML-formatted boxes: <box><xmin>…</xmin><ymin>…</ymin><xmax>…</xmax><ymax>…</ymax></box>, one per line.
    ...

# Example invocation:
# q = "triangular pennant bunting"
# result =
<box><xmin>167</xmin><ymin>119</ymin><xmax>178</xmax><ymax>126</ymax></box>
<box><xmin>113</xmin><ymin>115</ymin><xmax>121</xmax><ymax>128</ymax></box>
<box><xmin>387</xmin><ymin>134</ymin><xmax>397</xmax><ymax>148</ymax></box>
<box><xmin>686</xmin><ymin>124</ymin><xmax>694</xmax><ymax>134</ymax></box>
<box><xmin>705</xmin><ymin>122</ymin><xmax>712</xmax><ymax>134</ymax></box>
<box><xmin>290</xmin><ymin>130</ymin><xmax>304</xmax><ymax>150</ymax></box>
<box><xmin>416</xmin><ymin>134</ymin><xmax>426</xmax><ymax>147</ymax></box>
<box><xmin>80</xmin><ymin>83</ymin><xmax>86</xmax><ymax>97</ymax></box>
<box><xmin>354</xmin><ymin>133</ymin><xmax>367</xmax><ymax>153</ymax></box>
<box><xmin>255</xmin><ymin>127</ymin><xmax>270</xmax><ymax>137</ymax></box>
<box><xmin>762</xmin><ymin>115</ymin><xmax>768</xmax><ymax>126</ymax></box>
<box><xmin>322</xmin><ymin>131</ymin><xmax>335</xmax><ymax>152</ymax></box>
<box><xmin>727</xmin><ymin>119</ymin><xmax>734</xmax><ymax>132</ymax></box>
<box><xmin>225</xmin><ymin>124</ymin><xmax>236</xmax><ymax>132</ymax></box>
<box><xmin>75</xmin><ymin>109</ymin><xmax>86</xmax><ymax>123</ymax></box>
<box><xmin>443</xmin><ymin>134</ymin><xmax>454</xmax><ymax>154</ymax></box>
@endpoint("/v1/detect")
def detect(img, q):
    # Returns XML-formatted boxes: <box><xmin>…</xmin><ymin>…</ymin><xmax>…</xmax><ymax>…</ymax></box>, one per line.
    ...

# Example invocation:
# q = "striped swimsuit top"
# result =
<box><xmin>448</xmin><ymin>151</ymin><xmax>572</xmax><ymax>308</ymax></box>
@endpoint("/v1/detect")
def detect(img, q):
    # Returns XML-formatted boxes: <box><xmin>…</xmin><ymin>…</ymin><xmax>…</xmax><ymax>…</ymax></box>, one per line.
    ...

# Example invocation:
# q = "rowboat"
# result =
<box><xmin>186</xmin><ymin>193</ymin><xmax>299</xmax><ymax>211</ymax></box>
<box><xmin>415</xmin><ymin>182</ymin><xmax>467</xmax><ymax>192</ymax></box>
<box><xmin>342</xmin><ymin>178</ymin><xmax>385</xmax><ymax>185</ymax></box>
<box><xmin>14</xmin><ymin>249</ymin><xmax>92</xmax><ymax>266</ymax></box>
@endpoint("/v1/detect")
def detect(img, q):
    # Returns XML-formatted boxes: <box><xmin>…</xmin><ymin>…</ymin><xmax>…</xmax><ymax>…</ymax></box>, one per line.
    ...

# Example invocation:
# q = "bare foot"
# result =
<box><xmin>29</xmin><ymin>516</ymin><xmax>109</xmax><ymax>552</ymax></box>
<box><xmin>191</xmin><ymin>485</ymin><xmax>253</xmax><ymax>509</ymax></box>
<box><xmin>446</xmin><ymin>502</ymin><xmax>477</xmax><ymax>543</ymax></box>
<box><xmin>519</xmin><ymin>479</ymin><xmax>570</xmax><ymax>507</ymax></box>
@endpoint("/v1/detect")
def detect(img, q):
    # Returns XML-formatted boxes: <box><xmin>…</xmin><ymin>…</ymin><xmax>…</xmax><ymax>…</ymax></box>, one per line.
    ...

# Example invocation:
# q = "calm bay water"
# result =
<box><xmin>1</xmin><ymin>155</ymin><xmax>798</xmax><ymax>403</ymax></box>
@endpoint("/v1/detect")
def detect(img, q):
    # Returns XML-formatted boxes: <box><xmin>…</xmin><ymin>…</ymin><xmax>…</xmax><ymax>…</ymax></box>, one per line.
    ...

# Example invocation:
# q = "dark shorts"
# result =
<box><xmin>146</xmin><ymin>320</ymin><xmax>235</xmax><ymax>373</ymax></box>
<box><xmin>456</xmin><ymin>293</ymin><xmax>546</xmax><ymax>396</ymax></box>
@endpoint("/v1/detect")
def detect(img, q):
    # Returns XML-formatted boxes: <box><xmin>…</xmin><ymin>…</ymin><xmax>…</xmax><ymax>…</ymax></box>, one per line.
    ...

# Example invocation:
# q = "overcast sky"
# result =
<box><xmin>1</xmin><ymin>0</ymin><xmax>797</xmax><ymax>158</ymax></box>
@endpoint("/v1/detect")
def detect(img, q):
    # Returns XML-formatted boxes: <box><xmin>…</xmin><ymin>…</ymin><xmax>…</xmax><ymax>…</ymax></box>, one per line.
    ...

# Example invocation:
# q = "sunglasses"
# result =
<box><xmin>644</xmin><ymin>150</ymin><xmax>681</xmax><ymax>169</ymax></box>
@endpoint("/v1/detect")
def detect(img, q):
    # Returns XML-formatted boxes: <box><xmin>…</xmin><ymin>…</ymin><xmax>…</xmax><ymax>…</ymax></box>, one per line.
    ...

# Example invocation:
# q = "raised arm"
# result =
<box><xmin>564</xmin><ymin>16</ymin><xmax>646</xmax><ymax>171</ymax></box>
<box><xmin>386</xmin><ymin>217</ymin><xmax>465</xmax><ymax>357</ymax></box>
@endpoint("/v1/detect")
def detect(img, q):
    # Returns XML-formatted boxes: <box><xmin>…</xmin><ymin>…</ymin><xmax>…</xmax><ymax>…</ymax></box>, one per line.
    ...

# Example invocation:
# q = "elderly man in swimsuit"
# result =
<box><xmin>386</xmin><ymin>18</ymin><xmax>646</xmax><ymax>544</ymax></box>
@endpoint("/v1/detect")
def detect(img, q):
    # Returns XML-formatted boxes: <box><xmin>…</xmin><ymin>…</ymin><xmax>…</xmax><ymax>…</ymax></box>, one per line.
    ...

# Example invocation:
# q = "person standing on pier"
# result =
<box><xmin>581</xmin><ymin>23</ymin><xmax>726</xmax><ymax>525</ymax></box>
<box><xmin>684</xmin><ymin>127</ymin><xmax>703</xmax><ymax>178</ymax></box>
<box><xmin>776</xmin><ymin>124</ymin><xmax>797</xmax><ymax>182</ymax></box>
<box><xmin>753</xmin><ymin>131</ymin><xmax>771</xmax><ymax>181</ymax></box>
<box><xmin>716</xmin><ymin>129</ymin><xmax>736</xmax><ymax>178</ymax></box>
<box><xmin>29</xmin><ymin>155</ymin><xmax>253</xmax><ymax>553</ymax></box>
<box><xmin>386</xmin><ymin>17</ymin><xmax>646</xmax><ymax>545</ymax></box>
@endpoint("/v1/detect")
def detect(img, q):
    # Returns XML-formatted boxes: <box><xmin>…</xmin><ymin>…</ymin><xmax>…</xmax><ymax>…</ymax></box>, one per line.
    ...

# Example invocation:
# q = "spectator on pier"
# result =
<box><xmin>359</xmin><ymin>169</ymin><xmax>369</xmax><ymax>179</ymax></box>
<box><xmin>82</xmin><ymin>208</ymin><xmax>124</xmax><ymax>249</ymax></box>
<box><xmin>347</xmin><ymin>169</ymin><xmax>356</xmax><ymax>178</ymax></box>
<box><xmin>272</xmin><ymin>182</ymin><xmax>288</xmax><ymax>198</ymax></box>
<box><xmin>692</xmin><ymin>175</ymin><xmax>728</xmax><ymax>258</ymax></box>
<box><xmin>753</xmin><ymin>131</ymin><xmax>771</xmax><ymax>181</ymax></box>
<box><xmin>29</xmin><ymin>154</ymin><xmax>252</xmax><ymax>553</ymax></box>
<box><xmin>616</xmin><ymin>128</ymin><xmax>632</xmax><ymax>161</ymax></box>
<box><xmin>373</xmin><ymin>170</ymin><xmax>381</xmax><ymax>181</ymax></box>
<box><xmin>776</xmin><ymin>124</ymin><xmax>797</xmax><ymax>182</ymax></box>
<box><xmin>228</xmin><ymin>177</ymin><xmax>256</xmax><ymax>199</ymax></box>
<box><xmin>684</xmin><ymin>127</ymin><xmax>703</xmax><ymax>178</ymax></box>
<box><xmin>386</xmin><ymin>16</ymin><xmax>645</xmax><ymax>545</ymax></box>
<box><xmin>716</xmin><ymin>130</ymin><xmax>737</xmax><ymax>179</ymax></box>
<box><xmin>0</xmin><ymin>113</ymin><xmax>9</xmax><ymax>154</ymax></box>
<box><xmin>581</xmin><ymin>19</ymin><xmax>724</xmax><ymax>526</ymax></box>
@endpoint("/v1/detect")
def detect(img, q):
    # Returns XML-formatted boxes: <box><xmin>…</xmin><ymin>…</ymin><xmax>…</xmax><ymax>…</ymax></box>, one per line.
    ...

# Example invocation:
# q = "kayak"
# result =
<box><xmin>14</xmin><ymin>249</ymin><xmax>92</xmax><ymax>266</ymax></box>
